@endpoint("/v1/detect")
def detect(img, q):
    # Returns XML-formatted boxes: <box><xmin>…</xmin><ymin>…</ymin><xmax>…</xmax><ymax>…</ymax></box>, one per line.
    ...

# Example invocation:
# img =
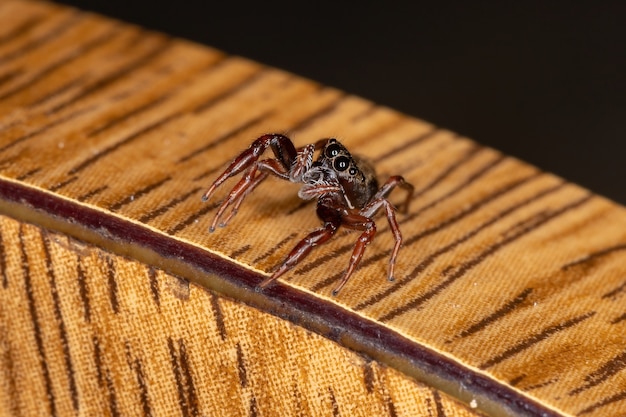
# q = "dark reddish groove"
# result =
<box><xmin>236</xmin><ymin>342</ymin><xmax>248</xmax><ymax>387</ymax></box>
<box><xmin>0</xmin><ymin>25</ymin><xmax>121</xmax><ymax>102</ymax></box>
<box><xmin>18</xmin><ymin>225</ymin><xmax>57</xmax><ymax>416</ymax></box>
<box><xmin>569</xmin><ymin>349</ymin><xmax>626</xmax><ymax>396</ymax></box>
<box><xmin>177</xmin><ymin>110</ymin><xmax>274</xmax><ymax>164</ymax></box>
<box><xmin>562</xmin><ymin>242</ymin><xmax>626</xmax><ymax>271</ymax></box>
<box><xmin>0</xmin><ymin>15</ymin><xmax>45</xmax><ymax>46</ymax></box>
<box><xmin>132</xmin><ymin>357</ymin><xmax>153</xmax><ymax>417</ymax></box>
<box><xmin>26</xmin><ymin>75</ymin><xmax>86</xmax><ymax>108</ymax></box>
<box><xmin>77</xmin><ymin>185</ymin><xmax>108</xmax><ymax>202</ymax></box>
<box><xmin>458</xmin><ymin>288</ymin><xmax>534</xmax><ymax>339</ymax></box>
<box><xmin>68</xmin><ymin>112</ymin><xmax>183</xmax><ymax>175</ymax></box>
<box><xmin>0</xmin><ymin>104</ymin><xmax>98</xmax><ymax>154</ymax></box>
<box><xmin>147</xmin><ymin>266</ymin><xmax>160</xmax><ymax>307</ymax></box>
<box><xmin>48</xmin><ymin>37</ymin><xmax>175</xmax><ymax>113</ymax></box>
<box><xmin>166</xmin><ymin>200</ymin><xmax>219</xmax><ymax>235</ymax></box>
<box><xmin>139</xmin><ymin>187</ymin><xmax>201</xmax><ymax>224</ymax></box>
<box><xmin>190</xmin><ymin>68</ymin><xmax>267</xmax><ymax>114</ymax></box>
<box><xmin>252</xmin><ymin>232</ymin><xmax>298</xmax><ymax>263</ymax></box>
<box><xmin>378</xmin><ymin>193</ymin><xmax>593</xmax><ymax>322</ymax></box>
<box><xmin>432</xmin><ymin>389</ymin><xmax>447</xmax><ymax>417</ymax></box>
<box><xmin>301</xmin><ymin>152</ymin><xmax>508</xmax><ymax>283</ymax></box>
<box><xmin>210</xmin><ymin>293</ymin><xmax>227</xmax><ymax>341</ymax></box>
<box><xmin>479</xmin><ymin>312</ymin><xmax>596</xmax><ymax>370</ymax></box>
<box><xmin>578</xmin><ymin>388</ymin><xmax>626</xmax><ymax>415</ymax></box>
<box><xmin>0</xmin><ymin>179</ymin><xmax>560</xmax><ymax>416</ymax></box>
<box><xmin>108</xmin><ymin>176</ymin><xmax>172</xmax><ymax>212</ymax></box>
<box><xmin>610</xmin><ymin>312</ymin><xmax>626</xmax><ymax>324</ymax></box>
<box><xmin>230</xmin><ymin>244</ymin><xmax>251</xmax><ymax>259</ymax></box>
<box><xmin>76</xmin><ymin>257</ymin><xmax>91</xmax><ymax>322</ymax></box>
<box><xmin>0</xmin><ymin>12</ymin><xmax>84</xmax><ymax>65</ymax></box>
<box><xmin>372</xmin><ymin>128</ymin><xmax>440</xmax><ymax>163</ymax></box>
<box><xmin>49</xmin><ymin>175</ymin><xmax>78</xmax><ymax>192</ymax></box>
<box><xmin>105</xmin><ymin>256</ymin><xmax>120</xmax><ymax>314</ymax></box>
<box><xmin>41</xmin><ymin>231</ymin><xmax>79</xmax><ymax>411</ymax></box>
<box><xmin>15</xmin><ymin>167</ymin><xmax>40</xmax><ymax>181</ymax></box>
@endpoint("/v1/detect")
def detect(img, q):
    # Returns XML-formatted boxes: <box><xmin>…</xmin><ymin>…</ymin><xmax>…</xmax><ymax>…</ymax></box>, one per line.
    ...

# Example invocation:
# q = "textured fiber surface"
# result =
<box><xmin>1</xmin><ymin>1</ymin><xmax>626</xmax><ymax>416</ymax></box>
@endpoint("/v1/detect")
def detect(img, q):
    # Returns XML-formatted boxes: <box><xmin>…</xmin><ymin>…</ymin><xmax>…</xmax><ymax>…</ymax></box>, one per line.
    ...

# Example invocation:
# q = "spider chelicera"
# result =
<box><xmin>202</xmin><ymin>133</ymin><xmax>414</xmax><ymax>295</ymax></box>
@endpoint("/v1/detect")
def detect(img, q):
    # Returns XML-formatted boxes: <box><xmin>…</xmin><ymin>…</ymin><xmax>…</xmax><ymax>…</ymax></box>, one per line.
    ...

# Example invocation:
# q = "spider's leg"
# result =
<box><xmin>362</xmin><ymin>175</ymin><xmax>414</xmax><ymax>216</ymax></box>
<box><xmin>332</xmin><ymin>212</ymin><xmax>377</xmax><ymax>295</ymax></box>
<box><xmin>258</xmin><ymin>222</ymin><xmax>338</xmax><ymax>289</ymax></box>
<box><xmin>360</xmin><ymin>198</ymin><xmax>403</xmax><ymax>283</ymax></box>
<box><xmin>202</xmin><ymin>133</ymin><xmax>296</xmax><ymax>202</ymax></box>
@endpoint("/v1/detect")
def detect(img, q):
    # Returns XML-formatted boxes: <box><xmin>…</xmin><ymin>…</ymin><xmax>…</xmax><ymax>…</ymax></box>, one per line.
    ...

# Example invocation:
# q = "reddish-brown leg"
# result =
<box><xmin>201</xmin><ymin>133</ymin><xmax>296</xmax><ymax>203</ymax></box>
<box><xmin>332</xmin><ymin>213</ymin><xmax>377</xmax><ymax>295</ymax></box>
<box><xmin>258</xmin><ymin>222</ymin><xmax>338</xmax><ymax>289</ymax></box>
<box><xmin>363</xmin><ymin>175</ymin><xmax>414</xmax><ymax>215</ymax></box>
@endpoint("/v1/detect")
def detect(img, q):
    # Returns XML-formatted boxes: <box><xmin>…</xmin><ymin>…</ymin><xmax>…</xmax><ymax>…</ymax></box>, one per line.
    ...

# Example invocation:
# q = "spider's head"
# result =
<box><xmin>318</xmin><ymin>138</ymin><xmax>378</xmax><ymax>208</ymax></box>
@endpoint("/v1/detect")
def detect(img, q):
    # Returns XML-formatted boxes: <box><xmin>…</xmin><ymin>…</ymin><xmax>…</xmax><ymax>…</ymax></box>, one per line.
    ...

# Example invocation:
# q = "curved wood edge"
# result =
<box><xmin>0</xmin><ymin>177</ymin><xmax>562</xmax><ymax>417</ymax></box>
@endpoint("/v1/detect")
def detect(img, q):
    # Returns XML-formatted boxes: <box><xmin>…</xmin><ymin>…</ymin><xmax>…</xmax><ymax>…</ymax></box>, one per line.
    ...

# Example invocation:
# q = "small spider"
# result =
<box><xmin>202</xmin><ymin>133</ymin><xmax>414</xmax><ymax>295</ymax></box>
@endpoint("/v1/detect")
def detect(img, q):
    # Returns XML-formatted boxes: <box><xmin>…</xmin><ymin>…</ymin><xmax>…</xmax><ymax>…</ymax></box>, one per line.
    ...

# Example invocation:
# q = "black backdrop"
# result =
<box><xmin>56</xmin><ymin>1</ymin><xmax>626</xmax><ymax>205</ymax></box>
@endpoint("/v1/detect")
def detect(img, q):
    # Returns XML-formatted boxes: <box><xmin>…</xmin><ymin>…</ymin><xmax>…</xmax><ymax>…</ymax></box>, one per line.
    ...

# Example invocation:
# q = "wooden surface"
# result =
<box><xmin>1</xmin><ymin>1</ymin><xmax>626</xmax><ymax>416</ymax></box>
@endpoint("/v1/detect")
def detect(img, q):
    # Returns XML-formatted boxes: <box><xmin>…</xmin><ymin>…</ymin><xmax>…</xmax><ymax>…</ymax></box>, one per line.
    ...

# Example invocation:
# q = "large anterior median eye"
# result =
<box><xmin>333</xmin><ymin>156</ymin><xmax>350</xmax><ymax>171</ymax></box>
<box><xmin>325</xmin><ymin>143</ymin><xmax>341</xmax><ymax>158</ymax></box>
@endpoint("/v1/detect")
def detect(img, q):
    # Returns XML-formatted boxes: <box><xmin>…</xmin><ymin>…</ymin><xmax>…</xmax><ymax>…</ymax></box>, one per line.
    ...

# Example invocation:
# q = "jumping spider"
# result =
<box><xmin>202</xmin><ymin>133</ymin><xmax>414</xmax><ymax>295</ymax></box>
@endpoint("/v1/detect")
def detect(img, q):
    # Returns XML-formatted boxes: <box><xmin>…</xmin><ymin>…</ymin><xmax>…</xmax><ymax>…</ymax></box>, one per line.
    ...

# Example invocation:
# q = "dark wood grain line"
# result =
<box><xmin>167</xmin><ymin>337</ymin><xmax>199</xmax><ymax>417</ymax></box>
<box><xmin>0</xmin><ymin>15</ymin><xmax>45</xmax><ymax>46</ymax></box>
<box><xmin>230</xmin><ymin>244</ymin><xmax>252</xmax><ymax>259</ymax></box>
<box><xmin>0</xmin><ymin>69</ymin><xmax>21</xmax><ymax>89</ymax></box>
<box><xmin>106</xmin><ymin>256</ymin><xmax>119</xmax><ymax>314</ymax></box>
<box><xmin>77</xmin><ymin>185</ymin><xmax>108</xmax><ymax>202</ymax></box>
<box><xmin>304</xmin><ymin>152</ymin><xmax>509</xmax><ymax>287</ymax></box>
<box><xmin>480</xmin><ymin>312</ymin><xmax>596</xmax><ymax>370</ymax></box>
<box><xmin>190</xmin><ymin>67</ymin><xmax>266</xmax><ymax>114</ymax></box>
<box><xmin>177</xmin><ymin>110</ymin><xmax>273</xmax><ymax>164</ymax></box>
<box><xmin>26</xmin><ymin>75</ymin><xmax>86</xmax><ymax>108</ymax></box>
<box><xmin>49</xmin><ymin>36</ymin><xmax>174</xmax><ymax>113</ymax></box>
<box><xmin>458</xmin><ymin>288</ymin><xmax>534</xmax><ymax>339</ymax></box>
<box><xmin>562</xmin><ymin>242</ymin><xmax>626</xmax><ymax>271</ymax></box>
<box><xmin>105</xmin><ymin>368</ymin><xmax>121</xmax><ymax>417</ymax></box>
<box><xmin>166</xmin><ymin>200</ymin><xmax>219</xmax><ymax>235</ymax></box>
<box><xmin>329</xmin><ymin>387</ymin><xmax>340</xmax><ymax>417</ymax></box>
<box><xmin>578</xmin><ymin>389</ymin><xmax>626</xmax><ymax>416</ymax></box>
<box><xmin>191</xmin><ymin>164</ymin><xmax>223</xmax><ymax>183</ymax></box>
<box><xmin>76</xmin><ymin>257</ymin><xmax>91</xmax><ymax>322</ymax></box>
<box><xmin>87</xmin><ymin>92</ymin><xmax>172</xmax><ymax>137</ymax></box>
<box><xmin>18</xmin><ymin>225</ymin><xmax>57</xmax><ymax>416</ymax></box>
<box><xmin>363</xmin><ymin>359</ymin><xmax>375</xmax><ymax>394</ymax></box>
<box><xmin>236</xmin><ymin>342</ymin><xmax>248</xmax><ymax>387</ymax></box>
<box><xmin>49</xmin><ymin>175</ymin><xmax>78</xmax><ymax>192</ymax></box>
<box><xmin>108</xmin><ymin>176</ymin><xmax>172</xmax><ymax>212</ymax></box>
<box><xmin>15</xmin><ymin>167</ymin><xmax>40</xmax><ymax>181</ymax></box>
<box><xmin>147</xmin><ymin>266</ymin><xmax>160</xmax><ymax>307</ymax></box>
<box><xmin>379</xmin><ymin>193</ymin><xmax>594</xmax><ymax>322</ymax></box>
<box><xmin>252</xmin><ymin>232</ymin><xmax>298</xmax><ymax>264</ymax></box>
<box><xmin>69</xmin><ymin>112</ymin><xmax>183</xmax><ymax>175</ymax></box>
<box><xmin>0</xmin><ymin>104</ymin><xmax>97</xmax><ymax>154</ymax></box>
<box><xmin>210</xmin><ymin>293</ymin><xmax>227</xmax><ymax>341</ymax></box>
<box><xmin>132</xmin><ymin>357</ymin><xmax>153</xmax><ymax>417</ymax></box>
<box><xmin>249</xmin><ymin>396</ymin><xmax>259</xmax><ymax>417</ymax></box>
<box><xmin>570</xmin><ymin>349</ymin><xmax>626</xmax><ymax>396</ymax></box>
<box><xmin>0</xmin><ymin>11</ymin><xmax>84</xmax><ymax>65</ymax></box>
<box><xmin>139</xmin><ymin>187</ymin><xmax>201</xmax><ymax>224</ymax></box>
<box><xmin>372</xmin><ymin>128</ymin><xmax>439</xmax><ymax>163</ymax></box>
<box><xmin>0</xmin><ymin>25</ymin><xmax>121</xmax><ymax>102</ymax></box>
<box><xmin>432</xmin><ymin>389</ymin><xmax>447</xmax><ymax>417</ymax></box>
<box><xmin>92</xmin><ymin>335</ymin><xmax>105</xmax><ymax>385</ymax></box>
<box><xmin>42</xmin><ymin>232</ymin><xmax>79</xmax><ymax>411</ymax></box>
<box><xmin>0</xmin><ymin>228</ymin><xmax>6</xmax><ymax>288</ymax></box>
<box><xmin>287</xmin><ymin>91</ymin><xmax>347</xmax><ymax>134</ymax></box>
<box><xmin>610</xmin><ymin>312</ymin><xmax>626</xmax><ymax>324</ymax></box>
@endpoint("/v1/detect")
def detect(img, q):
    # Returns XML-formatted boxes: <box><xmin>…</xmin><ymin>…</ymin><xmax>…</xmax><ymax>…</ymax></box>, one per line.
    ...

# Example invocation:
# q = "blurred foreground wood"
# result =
<box><xmin>1</xmin><ymin>1</ymin><xmax>626</xmax><ymax>416</ymax></box>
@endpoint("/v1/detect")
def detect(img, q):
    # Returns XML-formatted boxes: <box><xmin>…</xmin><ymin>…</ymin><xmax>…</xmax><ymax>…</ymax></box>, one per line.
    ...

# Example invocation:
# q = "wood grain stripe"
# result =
<box><xmin>18</xmin><ymin>225</ymin><xmax>56</xmax><ymax>416</ymax></box>
<box><xmin>108</xmin><ymin>176</ymin><xmax>172</xmax><ymax>212</ymax></box>
<box><xmin>378</xmin><ymin>193</ymin><xmax>594</xmax><ymax>322</ymax></box>
<box><xmin>569</xmin><ymin>350</ymin><xmax>626</xmax><ymax>395</ymax></box>
<box><xmin>479</xmin><ymin>312</ymin><xmax>596</xmax><ymax>369</ymax></box>
<box><xmin>139</xmin><ymin>187</ymin><xmax>202</xmax><ymax>224</ymax></box>
<box><xmin>0</xmin><ymin>15</ymin><xmax>45</xmax><ymax>46</ymax></box>
<box><xmin>0</xmin><ymin>228</ymin><xmax>6</xmax><ymax>288</ymax></box>
<box><xmin>42</xmin><ymin>231</ymin><xmax>79</xmax><ymax>411</ymax></box>
<box><xmin>76</xmin><ymin>257</ymin><xmax>91</xmax><ymax>322</ymax></box>
<box><xmin>167</xmin><ymin>337</ymin><xmax>199</xmax><ymax>417</ymax></box>
<box><xmin>106</xmin><ymin>256</ymin><xmax>120</xmax><ymax>314</ymax></box>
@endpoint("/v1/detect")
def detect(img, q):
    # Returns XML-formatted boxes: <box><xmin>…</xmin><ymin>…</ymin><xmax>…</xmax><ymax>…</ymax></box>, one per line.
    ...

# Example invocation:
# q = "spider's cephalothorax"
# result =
<box><xmin>202</xmin><ymin>133</ymin><xmax>414</xmax><ymax>295</ymax></box>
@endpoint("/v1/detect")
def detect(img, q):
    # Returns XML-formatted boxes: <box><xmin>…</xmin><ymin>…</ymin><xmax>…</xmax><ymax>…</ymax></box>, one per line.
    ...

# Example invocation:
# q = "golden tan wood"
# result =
<box><xmin>1</xmin><ymin>1</ymin><xmax>625</xmax><ymax>416</ymax></box>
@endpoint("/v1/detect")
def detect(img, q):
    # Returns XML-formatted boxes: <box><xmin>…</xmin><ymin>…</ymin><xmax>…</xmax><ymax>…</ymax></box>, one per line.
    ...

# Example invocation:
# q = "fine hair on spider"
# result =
<box><xmin>202</xmin><ymin>133</ymin><xmax>414</xmax><ymax>295</ymax></box>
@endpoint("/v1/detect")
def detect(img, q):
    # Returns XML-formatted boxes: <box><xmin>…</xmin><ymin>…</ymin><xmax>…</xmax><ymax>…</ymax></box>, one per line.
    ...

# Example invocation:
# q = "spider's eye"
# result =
<box><xmin>349</xmin><ymin>167</ymin><xmax>358</xmax><ymax>176</ymax></box>
<box><xmin>333</xmin><ymin>156</ymin><xmax>350</xmax><ymax>171</ymax></box>
<box><xmin>325</xmin><ymin>143</ymin><xmax>342</xmax><ymax>158</ymax></box>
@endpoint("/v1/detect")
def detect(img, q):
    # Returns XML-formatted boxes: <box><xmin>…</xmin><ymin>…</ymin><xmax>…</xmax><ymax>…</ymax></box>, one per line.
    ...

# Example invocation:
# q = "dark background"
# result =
<box><xmin>57</xmin><ymin>1</ymin><xmax>626</xmax><ymax>205</ymax></box>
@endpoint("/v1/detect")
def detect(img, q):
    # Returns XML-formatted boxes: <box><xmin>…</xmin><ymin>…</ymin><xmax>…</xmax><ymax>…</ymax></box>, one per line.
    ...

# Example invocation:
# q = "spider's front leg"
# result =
<box><xmin>201</xmin><ymin>133</ymin><xmax>297</xmax><ymax>231</ymax></box>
